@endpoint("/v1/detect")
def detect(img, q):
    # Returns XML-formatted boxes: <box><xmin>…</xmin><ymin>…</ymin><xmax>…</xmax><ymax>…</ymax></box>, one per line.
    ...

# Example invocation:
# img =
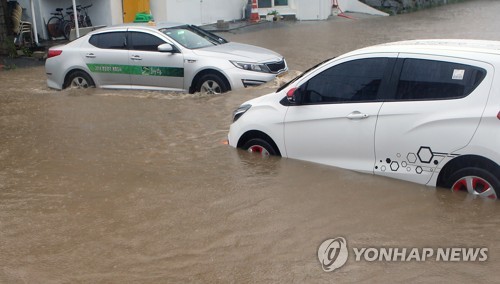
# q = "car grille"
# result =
<box><xmin>266</xmin><ymin>59</ymin><xmax>287</xmax><ymax>74</ymax></box>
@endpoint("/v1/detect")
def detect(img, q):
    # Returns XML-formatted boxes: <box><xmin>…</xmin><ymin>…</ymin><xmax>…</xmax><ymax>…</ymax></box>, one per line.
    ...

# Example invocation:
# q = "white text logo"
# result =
<box><xmin>318</xmin><ymin>237</ymin><xmax>488</xmax><ymax>272</ymax></box>
<box><xmin>317</xmin><ymin>237</ymin><xmax>349</xmax><ymax>272</ymax></box>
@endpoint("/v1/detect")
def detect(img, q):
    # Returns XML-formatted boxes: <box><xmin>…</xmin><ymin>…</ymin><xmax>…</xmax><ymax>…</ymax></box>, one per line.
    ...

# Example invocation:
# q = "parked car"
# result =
<box><xmin>45</xmin><ymin>22</ymin><xmax>287</xmax><ymax>94</ymax></box>
<box><xmin>228</xmin><ymin>39</ymin><xmax>500</xmax><ymax>199</ymax></box>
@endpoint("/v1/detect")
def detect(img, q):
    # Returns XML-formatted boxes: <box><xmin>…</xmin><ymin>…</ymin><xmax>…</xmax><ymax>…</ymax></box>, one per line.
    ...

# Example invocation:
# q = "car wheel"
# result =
<box><xmin>196</xmin><ymin>74</ymin><xmax>228</xmax><ymax>95</ymax></box>
<box><xmin>242</xmin><ymin>138</ymin><xmax>277</xmax><ymax>157</ymax></box>
<box><xmin>65</xmin><ymin>71</ymin><xmax>95</xmax><ymax>89</ymax></box>
<box><xmin>449</xmin><ymin>168</ymin><xmax>500</xmax><ymax>200</ymax></box>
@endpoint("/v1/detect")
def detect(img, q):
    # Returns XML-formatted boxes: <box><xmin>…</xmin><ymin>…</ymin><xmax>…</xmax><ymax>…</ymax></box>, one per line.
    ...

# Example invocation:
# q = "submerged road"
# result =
<box><xmin>1</xmin><ymin>0</ymin><xmax>500</xmax><ymax>282</ymax></box>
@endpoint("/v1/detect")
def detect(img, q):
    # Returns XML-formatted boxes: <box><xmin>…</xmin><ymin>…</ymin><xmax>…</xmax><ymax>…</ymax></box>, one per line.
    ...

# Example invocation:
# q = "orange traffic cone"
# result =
<box><xmin>250</xmin><ymin>0</ymin><xmax>260</xmax><ymax>22</ymax></box>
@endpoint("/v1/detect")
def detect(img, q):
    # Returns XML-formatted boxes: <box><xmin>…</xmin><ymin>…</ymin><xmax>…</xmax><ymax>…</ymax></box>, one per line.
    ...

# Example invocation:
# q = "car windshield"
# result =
<box><xmin>277</xmin><ymin>57</ymin><xmax>336</xmax><ymax>92</ymax></box>
<box><xmin>160</xmin><ymin>25</ymin><xmax>227</xmax><ymax>49</ymax></box>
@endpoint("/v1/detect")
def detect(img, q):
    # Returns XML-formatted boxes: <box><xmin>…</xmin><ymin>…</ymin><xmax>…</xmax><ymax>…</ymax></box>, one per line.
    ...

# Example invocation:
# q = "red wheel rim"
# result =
<box><xmin>247</xmin><ymin>145</ymin><xmax>270</xmax><ymax>157</ymax></box>
<box><xmin>452</xmin><ymin>176</ymin><xmax>497</xmax><ymax>200</ymax></box>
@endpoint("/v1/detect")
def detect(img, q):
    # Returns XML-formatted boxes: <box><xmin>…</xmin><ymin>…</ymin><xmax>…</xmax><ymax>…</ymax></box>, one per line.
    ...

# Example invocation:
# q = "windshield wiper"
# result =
<box><xmin>190</xmin><ymin>25</ymin><xmax>228</xmax><ymax>45</ymax></box>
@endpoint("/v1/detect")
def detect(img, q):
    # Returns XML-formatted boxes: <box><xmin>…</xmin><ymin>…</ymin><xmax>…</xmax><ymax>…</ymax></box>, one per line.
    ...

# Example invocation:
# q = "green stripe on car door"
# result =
<box><xmin>87</xmin><ymin>64</ymin><xmax>184</xmax><ymax>77</ymax></box>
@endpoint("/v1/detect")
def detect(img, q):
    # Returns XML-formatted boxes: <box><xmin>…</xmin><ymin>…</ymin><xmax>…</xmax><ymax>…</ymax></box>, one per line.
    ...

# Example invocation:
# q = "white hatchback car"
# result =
<box><xmin>228</xmin><ymin>39</ymin><xmax>500</xmax><ymax>199</ymax></box>
<box><xmin>45</xmin><ymin>22</ymin><xmax>287</xmax><ymax>94</ymax></box>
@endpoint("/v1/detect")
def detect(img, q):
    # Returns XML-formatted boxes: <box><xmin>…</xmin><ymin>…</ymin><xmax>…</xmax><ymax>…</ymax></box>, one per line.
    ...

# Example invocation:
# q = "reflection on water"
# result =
<box><xmin>1</xmin><ymin>0</ymin><xmax>500</xmax><ymax>282</ymax></box>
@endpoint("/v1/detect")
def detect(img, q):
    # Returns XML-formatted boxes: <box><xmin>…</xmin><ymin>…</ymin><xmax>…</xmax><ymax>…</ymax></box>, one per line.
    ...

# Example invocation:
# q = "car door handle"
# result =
<box><xmin>85</xmin><ymin>53</ymin><xmax>96</xmax><ymax>58</ymax></box>
<box><xmin>130</xmin><ymin>55</ymin><xmax>142</xmax><ymax>61</ymax></box>
<box><xmin>346</xmin><ymin>111</ymin><xmax>369</xmax><ymax>120</ymax></box>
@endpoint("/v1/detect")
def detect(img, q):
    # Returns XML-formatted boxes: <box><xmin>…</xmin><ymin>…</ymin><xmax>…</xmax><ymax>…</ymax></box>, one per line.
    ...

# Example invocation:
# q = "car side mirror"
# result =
<box><xmin>286</xmin><ymin>87</ymin><xmax>303</xmax><ymax>105</ymax></box>
<box><xmin>158</xmin><ymin>43</ymin><xmax>175</xmax><ymax>53</ymax></box>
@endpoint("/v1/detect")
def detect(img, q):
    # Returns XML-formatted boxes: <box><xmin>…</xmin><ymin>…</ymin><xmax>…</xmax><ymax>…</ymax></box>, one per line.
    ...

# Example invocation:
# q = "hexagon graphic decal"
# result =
<box><xmin>390</xmin><ymin>161</ymin><xmax>400</xmax><ymax>171</ymax></box>
<box><xmin>417</xmin><ymin>146</ymin><xmax>434</xmax><ymax>164</ymax></box>
<box><xmin>416</xmin><ymin>166</ymin><xmax>423</xmax><ymax>174</ymax></box>
<box><xmin>407</xmin><ymin>153</ymin><xmax>417</xmax><ymax>163</ymax></box>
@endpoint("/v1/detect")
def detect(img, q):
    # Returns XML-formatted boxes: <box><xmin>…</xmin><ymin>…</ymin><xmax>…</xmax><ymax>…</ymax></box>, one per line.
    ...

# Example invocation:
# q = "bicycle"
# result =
<box><xmin>46</xmin><ymin>7</ymin><xmax>71</xmax><ymax>39</ymax></box>
<box><xmin>66</xmin><ymin>4</ymin><xmax>93</xmax><ymax>28</ymax></box>
<box><xmin>80</xmin><ymin>4</ymin><xmax>93</xmax><ymax>27</ymax></box>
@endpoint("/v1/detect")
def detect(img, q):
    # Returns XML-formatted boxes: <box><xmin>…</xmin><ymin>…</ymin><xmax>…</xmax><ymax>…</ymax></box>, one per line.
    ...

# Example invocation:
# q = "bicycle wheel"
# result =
<box><xmin>46</xmin><ymin>16</ymin><xmax>62</xmax><ymax>38</ymax></box>
<box><xmin>85</xmin><ymin>16</ymin><xmax>92</xmax><ymax>27</ymax></box>
<box><xmin>62</xmin><ymin>20</ymin><xmax>72</xmax><ymax>39</ymax></box>
<box><xmin>78</xmin><ymin>15</ymin><xmax>85</xmax><ymax>27</ymax></box>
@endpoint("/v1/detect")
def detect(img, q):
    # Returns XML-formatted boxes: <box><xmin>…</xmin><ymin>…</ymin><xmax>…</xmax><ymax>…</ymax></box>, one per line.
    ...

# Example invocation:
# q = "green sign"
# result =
<box><xmin>87</xmin><ymin>64</ymin><xmax>184</xmax><ymax>77</ymax></box>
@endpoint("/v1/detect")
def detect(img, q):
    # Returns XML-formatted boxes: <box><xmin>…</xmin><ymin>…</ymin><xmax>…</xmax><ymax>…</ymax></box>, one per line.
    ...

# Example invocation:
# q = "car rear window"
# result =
<box><xmin>89</xmin><ymin>32</ymin><xmax>127</xmax><ymax>49</ymax></box>
<box><xmin>396</xmin><ymin>58</ymin><xmax>486</xmax><ymax>100</ymax></box>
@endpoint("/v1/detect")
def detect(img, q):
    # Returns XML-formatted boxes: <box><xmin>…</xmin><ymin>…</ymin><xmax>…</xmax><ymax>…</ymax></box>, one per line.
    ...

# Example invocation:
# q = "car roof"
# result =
<box><xmin>89</xmin><ymin>21</ymin><xmax>188</xmax><ymax>34</ymax></box>
<box><xmin>354</xmin><ymin>39</ymin><xmax>500</xmax><ymax>56</ymax></box>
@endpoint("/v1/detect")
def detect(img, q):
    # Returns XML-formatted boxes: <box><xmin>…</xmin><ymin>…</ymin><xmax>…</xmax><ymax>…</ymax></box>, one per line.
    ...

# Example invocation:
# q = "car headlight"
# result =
<box><xmin>231</xmin><ymin>61</ymin><xmax>271</xmax><ymax>73</ymax></box>
<box><xmin>232</xmin><ymin>104</ymin><xmax>251</xmax><ymax>122</ymax></box>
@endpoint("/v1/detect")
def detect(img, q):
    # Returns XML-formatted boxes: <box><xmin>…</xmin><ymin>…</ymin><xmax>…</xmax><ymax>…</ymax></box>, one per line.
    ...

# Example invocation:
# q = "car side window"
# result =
<box><xmin>89</xmin><ymin>32</ymin><xmax>127</xmax><ymax>49</ymax></box>
<box><xmin>396</xmin><ymin>58</ymin><xmax>486</xmax><ymax>100</ymax></box>
<box><xmin>130</xmin><ymin>32</ymin><xmax>166</xmax><ymax>52</ymax></box>
<box><xmin>301</xmin><ymin>58</ymin><xmax>388</xmax><ymax>104</ymax></box>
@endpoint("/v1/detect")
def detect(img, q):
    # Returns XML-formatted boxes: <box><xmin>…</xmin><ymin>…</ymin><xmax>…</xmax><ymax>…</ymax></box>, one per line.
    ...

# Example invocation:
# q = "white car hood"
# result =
<box><xmin>194</xmin><ymin>42</ymin><xmax>283</xmax><ymax>63</ymax></box>
<box><xmin>243</xmin><ymin>91</ymin><xmax>283</xmax><ymax>107</ymax></box>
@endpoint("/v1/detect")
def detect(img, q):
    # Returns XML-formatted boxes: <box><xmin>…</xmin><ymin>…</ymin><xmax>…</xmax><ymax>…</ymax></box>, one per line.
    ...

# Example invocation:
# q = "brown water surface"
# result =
<box><xmin>1</xmin><ymin>0</ymin><xmax>500</xmax><ymax>282</ymax></box>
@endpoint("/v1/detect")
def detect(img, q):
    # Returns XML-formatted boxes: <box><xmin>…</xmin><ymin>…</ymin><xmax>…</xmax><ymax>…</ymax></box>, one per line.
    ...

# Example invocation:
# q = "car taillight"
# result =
<box><xmin>497</xmin><ymin>111</ymin><xmax>500</xmax><ymax>120</ymax></box>
<box><xmin>47</xmin><ymin>50</ymin><xmax>62</xmax><ymax>58</ymax></box>
<box><xmin>287</xmin><ymin>87</ymin><xmax>297</xmax><ymax>100</ymax></box>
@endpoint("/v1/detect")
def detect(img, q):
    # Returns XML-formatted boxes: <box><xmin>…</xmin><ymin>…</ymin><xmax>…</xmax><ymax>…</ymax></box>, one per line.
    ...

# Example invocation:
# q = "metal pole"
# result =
<box><xmin>30</xmin><ymin>0</ymin><xmax>38</xmax><ymax>44</ymax></box>
<box><xmin>72</xmin><ymin>0</ymin><xmax>79</xmax><ymax>38</ymax></box>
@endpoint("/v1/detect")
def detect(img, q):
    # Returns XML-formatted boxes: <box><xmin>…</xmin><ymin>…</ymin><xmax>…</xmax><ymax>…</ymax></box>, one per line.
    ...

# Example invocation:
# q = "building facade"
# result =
<box><xmin>13</xmin><ymin>0</ymin><xmax>384</xmax><ymax>41</ymax></box>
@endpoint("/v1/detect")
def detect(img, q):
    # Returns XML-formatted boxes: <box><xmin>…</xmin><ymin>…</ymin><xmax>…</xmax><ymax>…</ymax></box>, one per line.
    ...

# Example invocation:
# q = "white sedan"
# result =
<box><xmin>45</xmin><ymin>22</ymin><xmax>287</xmax><ymax>94</ymax></box>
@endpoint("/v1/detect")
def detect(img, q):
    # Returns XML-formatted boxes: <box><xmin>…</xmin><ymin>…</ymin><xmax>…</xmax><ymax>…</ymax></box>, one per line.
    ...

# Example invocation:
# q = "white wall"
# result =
<box><xmin>152</xmin><ymin>0</ymin><xmax>247</xmax><ymax>25</ymax></box>
<box><xmin>17</xmin><ymin>0</ymin><xmax>118</xmax><ymax>40</ymax></box>
<box><xmin>257</xmin><ymin>0</ymin><xmax>298</xmax><ymax>18</ymax></box>
<box><xmin>150</xmin><ymin>0</ymin><xmax>167</xmax><ymax>23</ymax></box>
<box><xmin>18</xmin><ymin>0</ymin><xmax>386</xmax><ymax>41</ymax></box>
<box><xmin>296</xmin><ymin>0</ymin><xmax>330</xmax><ymax>20</ymax></box>
<box><xmin>97</xmin><ymin>0</ymin><xmax>121</xmax><ymax>26</ymax></box>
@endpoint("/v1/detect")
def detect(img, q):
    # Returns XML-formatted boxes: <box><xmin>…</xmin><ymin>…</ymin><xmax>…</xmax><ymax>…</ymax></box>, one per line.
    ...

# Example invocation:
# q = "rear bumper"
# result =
<box><xmin>46</xmin><ymin>77</ymin><xmax>63</xmax><ymax>90</ymax></box>
<box><xmin>45</xmin><ymin>58</ymin><xmax>64</xmax><ymax>90</ymax></box>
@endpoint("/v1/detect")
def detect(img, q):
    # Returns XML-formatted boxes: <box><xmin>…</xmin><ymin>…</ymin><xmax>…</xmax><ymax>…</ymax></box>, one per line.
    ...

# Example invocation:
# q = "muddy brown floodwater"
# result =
<box><xmin>1</xmin><ymin>0</ymin><xmax>500</xmax><ymax>282</ymax></box>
